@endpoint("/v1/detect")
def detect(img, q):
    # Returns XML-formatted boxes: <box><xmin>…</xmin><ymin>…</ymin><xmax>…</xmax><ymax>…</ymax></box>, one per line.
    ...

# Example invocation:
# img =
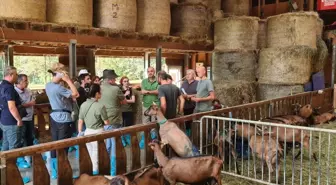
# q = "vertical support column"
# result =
<box><xmin>191</xmin><ymin>53</ymin><xmax>197</xmax><ymax>70</ymax></box>
<box><xmin>69</xmin><ymin>39</ymin><xmax>77</xmax><ymax>79</ymax></box>
<box><xmin>332</xmin><ymin>43</ymin><xmax>336</xmax><ymax>87</ymax></box>
<box><xmin>184</xmin><ymin>54</ymin><xmax>190</xmax><ymax>76</ymax></box>
<box><xmin>4</xmin><ymin>45</ymin><xmax>13</xmax><ymax>67</ymax></box>
<box><xmin>258</xmin><ymin>0</ymin><xmax>261</xmax><ymax>17</ymax></box>
<box><xmin>144</xmin><ymin>52</ymin><xmax>151</xmax><ymax>78</ymax></box>
<box><xmin>275</xmin><ymin>0</ymin><xmax>279</xmax><ymax>14</ymax></box>
<box><xmin>156</xmin><ymin>46</ymin><xmax>162</xmax><ymax>72</ymax></box>
<box><xmin>87</xmin><ymin>50</ymin><xmax>96</xmax><ymax>76</ymax></box>
<box><xmin>308</xmin><ymin>0</ymin><xmax>314</xmax><ymax>11</ymax></box>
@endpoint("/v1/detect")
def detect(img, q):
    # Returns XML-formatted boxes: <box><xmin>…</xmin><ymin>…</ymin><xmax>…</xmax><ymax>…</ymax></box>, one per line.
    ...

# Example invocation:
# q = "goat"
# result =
<box><xmin>149</xmin><ymin>141</ymin><xmax>223</xmax><ymax>185</ymax></box>
<box><xmin>312</xmin><ymin>107</ymin><xmax>336</xmax><ymax>125</ymax></box>
<box><xmin>74</xmin><ymin>174</ymin><xmax>130</xmax><ymax>185</ymax></box>
<box><xmin>144</xmin><ymin>103</ymin><xmax>199</xmax><ymax>157</ymax></box>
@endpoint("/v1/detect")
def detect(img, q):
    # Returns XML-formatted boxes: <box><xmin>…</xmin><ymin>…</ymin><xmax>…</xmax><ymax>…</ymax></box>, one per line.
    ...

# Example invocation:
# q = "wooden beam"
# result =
<box><xmin>95</xmin><ymin>50</ymin><xmax>185</xmax><ymax>60</ymax></box>
<box><xmin>0</xmin><ymin>28</ymin><xmax>213</xmax><ymax>53</ymax></box>
<box><xmin>13</xmin><ymin>46</ymin><xmax>88</xmax><ymax>56</ymax></box>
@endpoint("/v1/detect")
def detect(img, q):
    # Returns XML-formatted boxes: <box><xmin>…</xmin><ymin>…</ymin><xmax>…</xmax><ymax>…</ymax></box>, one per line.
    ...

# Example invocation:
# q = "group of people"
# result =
<box><xmin>0</xmin><ymin>63</ymin><xmax>218</xmax><ymax>183</ymax></box>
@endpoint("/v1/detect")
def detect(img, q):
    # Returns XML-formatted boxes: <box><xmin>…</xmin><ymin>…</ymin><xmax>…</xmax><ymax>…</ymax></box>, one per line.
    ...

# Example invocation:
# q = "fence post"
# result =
<box><xmin>0</xmin><ymin>158</ymin><xmax>6</xmax><ymax>185</ymax></box>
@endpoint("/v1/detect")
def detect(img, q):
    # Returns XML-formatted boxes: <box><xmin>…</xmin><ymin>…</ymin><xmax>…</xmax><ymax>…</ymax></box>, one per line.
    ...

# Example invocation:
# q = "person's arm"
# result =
<box><xmin>126</xmin><ymin>95</ymin><xmax>135</xmax><ymax>104</ymax></box>
<box><xmin>118</xmin><ymin>89</ymin><xmax>127</xmax><ymax>105</ymax></box>
<box><xmin>8</xmin><ymin>101</ymin><xmax>22</xmax><ymax>126</ymax></box>
<box><xmin>192</xmin><ymin>81</ymin><xmax>215</xmax><ymax>102</ymax></box>
<box><xmin>101</xmin><ymin>106</ymin><xmax>110</xmax><ymax>125</ymax></box>
<box><xmin>147</xmin><ymin>90</ymin><xmax>158</xmax><ymax>95</ymax></box>
<box><xmin>22</xmin><ymin>100</ymin><xmax>36</xmax><ymax>108</ymax></box>
<box><xmin>178</xmin><ymin>95</ymin><xmax>185</xmax><ymax>114</ymax></box>
<box><xmin>78</xmin><ymin>119</ymin><xmax>84</xmax><ymax>133</ymax></box>
<box><xmin>62</xmin><ymin>74</ymin><xmax>79</xmax><ymax>98</ymax></box>
<box><xmin>160</xmin><ymin>96</ymin><xmax>167</xmax><ymax>115</ymax></box>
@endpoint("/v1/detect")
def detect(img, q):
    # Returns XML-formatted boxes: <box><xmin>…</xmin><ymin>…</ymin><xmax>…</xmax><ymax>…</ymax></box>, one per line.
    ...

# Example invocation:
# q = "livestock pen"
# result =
<box><xmin>0</xmin><ymin>88</ymin><xmax>334</xmax><ymax>185</ymax></box>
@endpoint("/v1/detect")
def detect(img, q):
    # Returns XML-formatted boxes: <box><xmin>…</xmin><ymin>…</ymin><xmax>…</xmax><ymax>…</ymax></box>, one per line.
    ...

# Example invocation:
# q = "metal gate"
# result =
<box><xmin>199</xmin><ymin>116</ymin><xmax>336</xmax><ymax>185</ymax></box>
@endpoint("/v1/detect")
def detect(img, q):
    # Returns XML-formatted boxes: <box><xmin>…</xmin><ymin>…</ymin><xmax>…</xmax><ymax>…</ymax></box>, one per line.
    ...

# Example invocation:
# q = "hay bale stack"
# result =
<box><xmin>258</xmin><ymin>46</ymin><xmax>315</xmax><ymax>85</ymax></box>
<box><xmin>267</xmin><ymin>12</ymin><xmax>318</xmax><ymax>49</ymax></box>
<box><xmin>213</xmin><ymin>51</ymin><xmax>257</xmax><ymax>82</ymax></box>
<box><xmin>214</xmin><ymin>16</ymin><xmax>259</xmax><ymax>51</ymax></box>
<box><xmin>0</xmin><ymin>0</ymin><xmax>46</xmax><ymax>21</ymax></box>
<box><xmin>257</xmin><ymin>84</ymin><xmax>304</xmax><ymax>100</ymax></box>
<box><xmin>171</xmin><ymin>4</ymin><xmax>210</xmax><ymax>39</ymax></box>
<box><xmin>214</xmin><ymin>81</ymin><xmax>257</xmax><ymax>107</ymax></box>
<box><xmin>258</xmin><ymin>20</ymin><xmax>267</xmax><ymax>49</ymax></box>
<box><xmin>94</xmin><ymin>0</ymin><xmax>137</xmax><ymax>32</ymax></box>
<box><xmin>47</xmin><ymin>0</ymin><xmax>93</xmax><ymax>26</ymax></box>
<box><xmin>137</xmin><ymin>0</ymin><xmax>171</xmax><ymax>35</ymax></box>
<box><xmin>222</xmin><ymin>0</ymin><xmax>250</xmax><ymax>16</ymax></box>
<box><xmin>312</xmin><ymin>37</ymin><xmax>328</xmax><ymax>73</ymax></box>
<box><xmin>178</xmin><ymin>0</ymin><xmax>208</xmax><ymax>7</ymax></box>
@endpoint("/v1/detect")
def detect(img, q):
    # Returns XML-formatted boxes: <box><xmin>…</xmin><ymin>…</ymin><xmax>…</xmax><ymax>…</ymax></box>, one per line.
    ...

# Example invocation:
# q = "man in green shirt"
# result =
<box><xmin>98</xmin><ymin>69</ymin><xmax>126</xmax><ymax>176</ymax></box>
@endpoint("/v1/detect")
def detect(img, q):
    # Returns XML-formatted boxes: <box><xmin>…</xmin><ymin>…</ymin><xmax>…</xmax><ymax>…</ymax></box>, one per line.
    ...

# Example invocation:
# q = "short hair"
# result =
<box><xmin>88</xmin><ymin>84</ymin><xmax>101</xmax><ymax>98</ymax></box>
<box><xmin>157</xmin><ymin>70</ymin><xmax>166</xmax><ymax>79</ymax></box>
<box><xmin>159</xmin><ymin>73</ymin><xmax>171</xmax><ymax>81</ymax></box>
<box><xmin>186</xmin><ymin>69</ymin><xmax>196</xmax><ymax>76</ymax></box>
<box><xmin>119</xmin><ymin>76</ymin><xmax>129</xmax><ymax>85</ymax></box>
<box><xmin>78</xmin><ymin>73</ymin><xmax>90</xmax><ymax>84</ymax></box>
<box><xmin>16</xmin><ymin>74</ymin><xmax>28</xmax><ymax>84</ymax></box>
<box><xmin>4</xmin><ymin>66</ymin><xmax>17</xmax><ymax>77</ymax></box>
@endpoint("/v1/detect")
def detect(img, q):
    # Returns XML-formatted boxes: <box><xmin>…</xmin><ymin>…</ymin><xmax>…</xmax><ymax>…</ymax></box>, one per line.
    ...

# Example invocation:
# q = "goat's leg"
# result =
<box><xmin>302</xmin><ymin>138</ymin><xmax>318</xmax><ymax>161</ymax></box>
<box><xmin>231</xmin><ymin>149</ymin><xmax>240</xmax><ymax>175</ymax></box>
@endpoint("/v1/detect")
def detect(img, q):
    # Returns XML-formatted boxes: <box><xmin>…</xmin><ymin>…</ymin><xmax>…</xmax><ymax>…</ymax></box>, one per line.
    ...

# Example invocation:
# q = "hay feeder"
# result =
<box><xmin>94</xmin><ymin>0</ymin><xmax>137</xmax><ymax>32</ymax></box>
<box><xmin>213</xmin><ymin>51</ymin><xmax>257</xmax><ymax>82</ymax></box>
<box><xmin>257</xmin><ymin>84</ymin><xmax>304</xmax><ymax>100</ymax></box>
<box><xmin>215</xmin><ymin>16</ymin><xmax>259</xmax><ymax>51</ymax></box>
<box><xmin>0</xmin><ymin>0</ymin><xmax>46</xmax><ymax>21</ymax></box>
<box><xmin>258</xmin><ymin>46</ymin><xmax>315</xmax><ymax>85</ymax></box>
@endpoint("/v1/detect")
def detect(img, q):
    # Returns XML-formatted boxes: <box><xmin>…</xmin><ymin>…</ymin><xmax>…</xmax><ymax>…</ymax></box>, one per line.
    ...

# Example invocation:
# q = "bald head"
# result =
<box><xmin>147</xmin><ymin>67</ymin><xmax>156</xmax><ymax>78</ymax></box>
<box><xmin>196</xmin><ymin>66</ymin><xmax>206</xmax><ymax>79</ymax></box>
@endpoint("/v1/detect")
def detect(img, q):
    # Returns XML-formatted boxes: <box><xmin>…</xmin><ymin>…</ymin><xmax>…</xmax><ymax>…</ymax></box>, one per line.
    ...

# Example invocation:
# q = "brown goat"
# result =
<box><xmin>314</xmin><ymin>113</ymin><xmax>336</xmax><ymax>125</ymax></box>
<box><xmin>149</xmin><ymin>141</ymin><xmax>223</xmax><ymax>185</ymax></box>
<box><xmin>74</xmin><ymin>174</ymin><xmax>130</xmax><ymax>185</ymax></box>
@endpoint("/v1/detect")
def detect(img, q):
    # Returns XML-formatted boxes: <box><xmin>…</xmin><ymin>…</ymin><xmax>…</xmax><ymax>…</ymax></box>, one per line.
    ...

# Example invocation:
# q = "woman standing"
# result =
<box><xmin>77</xmin><ymin>84</ymin><xmax>109</xmax><ymax>175</ymax></box>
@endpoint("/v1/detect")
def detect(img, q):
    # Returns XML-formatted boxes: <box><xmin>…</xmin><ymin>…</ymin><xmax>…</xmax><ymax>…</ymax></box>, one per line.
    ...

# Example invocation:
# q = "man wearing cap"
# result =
<box><xmin>77</xmin><ymin>69</ymin><xmax>91</xmax><ymax>108</ymax></box>
<box><xmin>99</xmin><ymin>69</ymin><xmax>126</xmax><ymax>176</ymax></box>
<box><xmin>45</xmin><ymin>63</ymin><xmax>79</xmax><ymax>179</ymax></box>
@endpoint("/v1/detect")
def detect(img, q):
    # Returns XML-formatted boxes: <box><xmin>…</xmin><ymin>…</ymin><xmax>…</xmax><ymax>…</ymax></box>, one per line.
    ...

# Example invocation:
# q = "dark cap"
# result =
<box><xmin>101</xmin><ymin>69</ymin><xmax>119</xmax><ymax>80</ymax></box>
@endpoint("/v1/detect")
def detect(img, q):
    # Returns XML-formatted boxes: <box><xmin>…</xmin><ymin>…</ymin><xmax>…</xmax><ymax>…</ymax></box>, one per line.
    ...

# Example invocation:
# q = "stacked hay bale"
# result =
<box><xmin>257</xmin><ymin>12</ymin><xmax>321</xmax><ymax>100</ymax></box>
<box><xmin>47</xmin><ymin>0</ymin><xmax>93</xmax><ymax>26</ymax></box>
<box><xmin>222</xmin><ymin>0</ymin><xmax>250</xmax><ymax>16</ymax></box>
<box><xmin>94</xmin><ymin>0</ymin><xmax>137</xmax><ymax>32</ymax></box>
<box><xmin>137</xmin><ymin>0</ymin><xmax>171</xmax><ymax>35</ymax></box>
<box><xmin>0</xmin><ymin>0</ymin><xmax>47</xmax><ymax>21</ymax></box>
<box><xmin>213</xmin><ymin>17</ymin><xmax>259</xmax><ymax>107</ymax></box>
<box><xmin>312</xmin><ymin>18</ymin><xmax>328</xmax><ymax>73</ymax></box>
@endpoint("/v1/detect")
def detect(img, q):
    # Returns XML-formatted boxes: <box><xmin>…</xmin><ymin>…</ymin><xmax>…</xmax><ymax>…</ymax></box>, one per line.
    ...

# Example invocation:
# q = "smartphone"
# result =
<box><xmin>56</xmin><ymin>72</ymin><xmax>64</xmax><ymax>79</ymax></box>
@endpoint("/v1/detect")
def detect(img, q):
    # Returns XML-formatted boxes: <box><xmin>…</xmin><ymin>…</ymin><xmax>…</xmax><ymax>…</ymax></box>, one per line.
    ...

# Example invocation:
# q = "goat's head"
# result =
<box><xmin>299</xmin><ymin>104</ymin><xmax>313</xmax><ymax>118</ymax></box>
<box><xmin>109</xmin><ymin>175</ymin><xmax>130</xmax><ymax>185</ymax></box>
<box><xmin>144</xmin><ymin>102</ymin><xmax>160</xmax><ymax>117</ymax></box>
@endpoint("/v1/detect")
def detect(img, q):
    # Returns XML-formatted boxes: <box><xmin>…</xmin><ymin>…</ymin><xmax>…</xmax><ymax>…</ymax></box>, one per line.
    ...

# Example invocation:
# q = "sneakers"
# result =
<box><xmin>50</xmin><ymin>158</ymin><xmax>58</xmax><ymax>179</ymax></box>
<box><xmin>22</xmin><ymin>176</ymin><xmax>31</xmax><ymax>184</ymax></box>
<box><xmin>17</xmin><ymin>157</ymin><xmax>30</xmax><ymax>169</ymax></box>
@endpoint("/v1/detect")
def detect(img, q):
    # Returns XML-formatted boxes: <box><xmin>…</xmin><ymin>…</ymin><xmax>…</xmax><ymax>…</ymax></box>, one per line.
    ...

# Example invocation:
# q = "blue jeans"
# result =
<box><xmin>104</xmin><ymin>124</ymin><xmax>122</xmax><ymax>176</ymax></box>
<box><xmin>0</xmin><ymin>123</ymin><xmax>21</xmax><ymax>151</ymax></box>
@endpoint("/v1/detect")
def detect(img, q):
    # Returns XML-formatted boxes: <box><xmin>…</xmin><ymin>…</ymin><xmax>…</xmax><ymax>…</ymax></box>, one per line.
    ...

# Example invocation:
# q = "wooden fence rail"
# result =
<box><xmin>0</xmin><ymin>88</ymin><xmax>334</xmax><ymax>185</ymax></box>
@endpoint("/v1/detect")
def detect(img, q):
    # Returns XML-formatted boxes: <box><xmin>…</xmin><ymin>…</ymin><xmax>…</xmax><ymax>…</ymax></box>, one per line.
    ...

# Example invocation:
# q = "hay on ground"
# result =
<box><xmin>0</xmin><ymin>0</ymin><xmax>46</xmax><ymax>21</ymax></box>
<box><xmin>258</xmin><ymin>20</ymin><xmax>267</xmax><ymax>49</ymax></box>
<box><xmin>257</xmin><ymin>83</ymin><xmax>304</xmax><ymax>100</ymax></box>
<box><xmin>258</xmin><ymin>46</ymin><xmax>315</xmax><ymax>85</ymax></box>
<box><xmin>215</xmin><ymin>16</ymin><xmax>259</xmax><ymax>51</ymax></box>
<box><xmin>267</xmin><ymin>12</ymin><xmax>319</xmax><ymax>48</ymax></box>
<box><xmin>312</xmin><ymin>37</ymin><xmax>328</xmax><ymax>73</ymax></box>
<box><xmin>171</xmin><ymin>4</ymin><xmax>211</xmax><ymax>39</ymax></box>
<box><xmin>137</xmin><ymin>0</ymin><xmax>171</xmax><ymax>35</ymax></box>
<box><xmin>214</xmin><ymin>81</ymin><xmax>257</xmax><ymax>107</ymax></box>
<box><xmin>213</xmin><ymin>51</ymin><xmax>257</xmax><ymax>82</ymax></box>
<box><xmin>222</xmin><ymin>0</ymin><xmax>250</xmax><ymax>16</ymax></box>
<box><xmin>94</xmin><ymin>0</ymin><xmax>137</xmax><ymax>32</ymax></box>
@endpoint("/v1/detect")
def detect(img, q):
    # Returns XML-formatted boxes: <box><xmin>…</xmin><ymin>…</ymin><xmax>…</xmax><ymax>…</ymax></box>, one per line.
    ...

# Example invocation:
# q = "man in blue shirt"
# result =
<box><xmin>45</xmin><ymin>63</ymin><xmax>79</xmax><ymax>179</ymax></box>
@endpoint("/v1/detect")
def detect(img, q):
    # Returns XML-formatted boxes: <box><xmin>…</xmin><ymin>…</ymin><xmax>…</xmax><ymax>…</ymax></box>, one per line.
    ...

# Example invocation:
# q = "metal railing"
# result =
<box><xmin>200</xmin><ymin>116</ymin><xmax>336</xmax><ymax>185</ymax></box>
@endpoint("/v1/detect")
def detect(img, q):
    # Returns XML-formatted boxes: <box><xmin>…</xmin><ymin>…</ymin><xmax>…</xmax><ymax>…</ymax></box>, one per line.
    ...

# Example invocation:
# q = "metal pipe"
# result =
<box><xmin>69</xmin><ymin>39</ymin><xmax>77</xmax><ymax>79</ymax></box>
<box><xmin>332</xmin><ymin>44</ymin><xmax>336</xmax><ymax>87</ymax></box>
<box><xmin>156</xmin><ymin>46</ymin><xmax>162</xmax><ymax>72</ymax></box>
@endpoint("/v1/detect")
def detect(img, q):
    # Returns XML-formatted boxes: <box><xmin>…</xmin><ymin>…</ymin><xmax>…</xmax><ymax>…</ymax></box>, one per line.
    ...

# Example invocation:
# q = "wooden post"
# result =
<box><xmin>334</xmin><ymin>84</ymin><xmax>336</xmax><ymax>113</ymax></box>
<box><xmin>4</xmin><ymin>45</ymin><xmax>13</xmax><ymax>67</ymax></box>
<box><xmin>308</xmin><ymin>0</ymin><xmax>314</xmax><ymax>11</ymax></box>
<box><xmin>275</xmin><ymin>0</ymin><xmax>279</xmax><ymax>14</ymax></box>
<box><xmin>258</xmin><ymin>0</ymin><xmax>261</xmax><ymax>17</ymax></box>
<box><xmin>69</xmin><ymin>39</ymin><xmax>77</xmax><ymax>79</ymax></box>
<box><xmin>0</xmin><ymin>158</ymin><xmax>6</xmax><ymax>185</ymax></box>
<box><xmin>87</xmin><ymin>50</ymin><xmax>96</xmax><ymax>77</ymax></box>
<box><xmin>156</xmin><ymin>46</ymin><xmax>162</xmax><ymax>72</ymax></box>
<box><xmin>144</xmin><ymin>52</ymin><xmax>150</xmax><ymax>78</ymax></box>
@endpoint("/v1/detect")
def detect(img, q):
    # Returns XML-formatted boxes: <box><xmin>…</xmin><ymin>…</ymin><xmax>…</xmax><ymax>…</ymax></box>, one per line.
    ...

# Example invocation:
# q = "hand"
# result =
<box><xmin>29</xmin><ymin>100</ymin><xmax>36</xmax><ymax>106</ymax></box>
<box><xmin>17</xmin><ymin>120</ymin><xmax>23</xmax><ymax>127</ymax></box>
<box><xmin>61</xmin><ymin>73</ymin><xmax>71</xmax><ymax>82</ymax></box>
<box><xmin>125</xmin><ymin>90</ymin><xmax>130</xmax><ymax>96</ymax></box>
<box><xmin>142</xmin><ymin>90</ymin><xmax>148</xmax><ymax>95</ymax></box>
<box><xmin>191</xmin><ymin>97</ymin><xmax>200</xmax><ymax>103</ymax></box>
<box><xmin>77</xmin><ymin>132</ymin><xmax>85</xmax><ymax>137</ymax></box>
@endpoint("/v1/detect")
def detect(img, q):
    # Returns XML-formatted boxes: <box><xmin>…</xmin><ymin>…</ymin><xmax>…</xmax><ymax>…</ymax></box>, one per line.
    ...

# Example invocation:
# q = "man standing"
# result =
<box><xmin>15</xmin><ymin>74</ymin><xmax>36</xmax><ymax>166</ymax></box>
<box><xmin>180</xmin><ymin>69</ymin><xmax>198</xmax><ymax>136</ymax></box>
<box><xmin>191</xmin><ymin>66</ymin><xmax>215</xmax><ymax>113</ymax></box>
<box><xmin>99</xmin><ymin>69</ymin><xmax>126</xmax><ymax>176</ymax></box>
<box><xmin>76</xmin><ymin>70</ymin><xmax>92</xmax><ymax>108</ymax></box>
<box><xmin>158</xmin><ymin>73</ymin><xmax>185</xmax><ymax>119</ymax></box>
<box><xmin>141</xmin><ymin>67</ymin><xmax>160</xmax><ymax>123</ymax></box>
<box><xmin>0</xmin><ymin>66</ymin><xmax>30</xmax><ymax>183</ymax></box>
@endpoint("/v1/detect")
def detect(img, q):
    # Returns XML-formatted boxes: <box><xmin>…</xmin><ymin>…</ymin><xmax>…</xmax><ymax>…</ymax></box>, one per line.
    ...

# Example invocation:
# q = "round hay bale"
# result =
<box><xmin>171</xmin><ymin>4</ymin><xmax>210</xmax><ymax>39</ymax></box>
<box><xmin>178</xmin><ymin>0</ymin><xmax>208</xmax><ymax>7</ymax></box>
<box><xmin>312</xmin><ymin>37</ymin><xmax>328</xmax><ymax>73</ymax></box>
<box><xmin>258</xmin><ymin>20</ymin><xmax>267</xmax><ymax>49</ymax></box>
<box><xmin>209</xmin><ymin>0</ymin><xmax>221</xmax><ymax>10</ymax></box>
<box><xmin>213</xmin><ymin>51</ymin><xmax>257</xmax><ymax>82</ymax></box>
<box><xmin>257</xmin><ymin>84</ymin><xmax>304</xmax><ymax>101</ymax></box>
<box><xmin>137</xmin><ymin>0</ymin><xmax>171</xmax><ymax>35</ymax></box>
<box><xmin>211</xmin><ymin>10</ymin><xmax>224</xmax><ymax>22</ymax></box>
<box><xmin>317</xmin><ymin>18</ymin><xmax>324</xmax><ymax>37</ymax></box>
<box><xmin>170</xmin><ymin>0</ymin><xmax>178</xmax><ymax>4</ymax></box>
<box><xmin>214</xmin><ymin>16</ymin><xmax>259</xmax><ymax>51</ymax></box>
<box><xmin>214</xmin><ymin>81</ymin><xmax>256</xmax><ymax>107</ymax></box>
<box><xmin>267</xmin><ymin>12</ymin><xmax>318</xmax><ymax>49</ymax></box>
<box><xmin>222</xmin><ymin>0</ymin><xmax>249</xmax><ymax>16</ymax></box>
<box><xmin>258</xmin><ymin>46</ymin><xmax>315</xmax><ymax>85</ymax></box>
<box><xmin>0</xmin><ymin>0</ymin><xmax>46</xmax><ymax>21</ymax></box>
<box><xmin>94</xmin><ymin>0</ymin><xmax>137</xmax><ymax>32</ymax></box>
<box><xmin>47</xmin><ymin>0</ymin><xmax>93</xmax><ymax>26</ymax></box>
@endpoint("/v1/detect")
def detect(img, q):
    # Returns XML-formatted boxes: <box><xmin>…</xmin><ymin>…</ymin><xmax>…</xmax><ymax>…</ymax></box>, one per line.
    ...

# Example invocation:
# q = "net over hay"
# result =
<box><xmin>178</xmin><ymin>0</ymin><xmax>208</xmax><ymax>7</ymax></box>
<box><xmin>222</xmin><ymin>0</ymin><xmax>250</xmax><ymax>16</ymax></box>
<box><xmin>214</xmin><ymin>81</ymin><xmax>256</xmax><ymax>107</ymax></box>
<box><xmin>0</xmin><ymin>0</ymin><xmax>46</xmax><ymax>21</ymax></box>
<box><xmin>312</xmin><ymin>37</ymin><xmax>328</xmax><ymax>73</ymax></box>
<box><xmin>47</xmin><ymin>0</ymin><xmax>93</xmax><ymax>26</ymax></box>
<box><xmin>171</xmin><ymin>4</ymin><xmax>210</xmax><ymax>39</ymax></box>
<box><xmin>258</xmin><ymin>20</ymin><xmax>267</xmax><ymax>49</ymax></box>
<box><xmin>257</xmin><ymin>84</ymin><xmax>304</xmax><ymax>100</ymax></box>
<box><xmin>137</xmin><ymin>0</ymin><xmax>171</xmax><ymax>35</ymax></box>
<box><xmin>213</xmin><ymin>51</ymin><xmax>257</xmax><ymax>82</ymax></box>
<box><xmin>267</xmin><ymin>12</ymin><xmax>318</xmax><ymax>49</ymax></box>
<box><xmin>215</xmin><ymin>16</ymin><xmax>259</xmax><ymax>51</ymax></box>
<box><xmin>258</xmin><ymin>46</ymin><xmax>314</xmax><ymax>85</ymax></box>
<box><xmin>94</xmin><ymin>0</ymin><xmax>137</xmax><ymax>32</ymax></box>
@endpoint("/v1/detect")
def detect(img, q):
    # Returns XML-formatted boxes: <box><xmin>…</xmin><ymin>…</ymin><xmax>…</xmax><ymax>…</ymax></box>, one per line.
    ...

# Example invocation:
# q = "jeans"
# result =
<box><xmin>22</xmin><ymin>121</ymin><xmax>34</xmax><ymax>147</ymax></box>
<box><xmin>104</xmin><ymin>124</ymin><xmax>122</xmax><ymax>176</ymax></box>
<box><xmin>50</xmin><ymin>118</ymin><xmax>72</xmax><ymax>158</ymax></box>
<box><xmin>0</xmin><ymin>123</ymin><xmax>21</xmax><ymax>151</ymax></box>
